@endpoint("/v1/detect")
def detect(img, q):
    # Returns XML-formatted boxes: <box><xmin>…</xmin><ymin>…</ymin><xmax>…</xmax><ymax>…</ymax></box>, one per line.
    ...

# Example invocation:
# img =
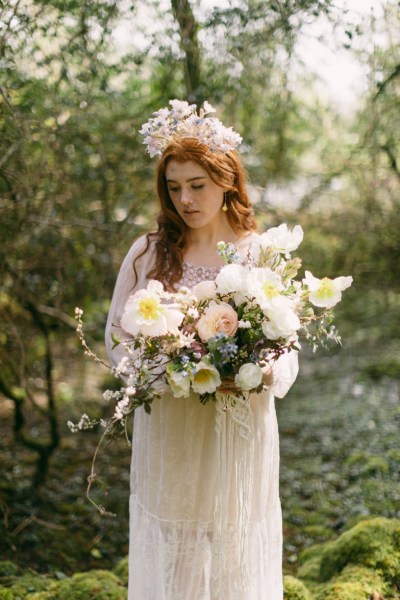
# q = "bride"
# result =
<box><xmin>105</xmin><ymin>100</ymin><xmax>298</xmax><ymax>600</ymax></box>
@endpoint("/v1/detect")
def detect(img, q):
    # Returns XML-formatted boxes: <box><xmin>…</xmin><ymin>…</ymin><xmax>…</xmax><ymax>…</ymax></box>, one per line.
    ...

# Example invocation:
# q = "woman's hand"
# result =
<box><xmin>217</xmin><ymin>377</ymin><xmax>240</xmax><ymax>394</ymax></box>
<box><xmin>262</xmin><ymin>364</ymin><xmax>275</xmax><ymax>388</ymax></box>
<box><xmin>218</xmin><ymin>367</ymin><xmax>275</xmax><ymax>394</ymax></box>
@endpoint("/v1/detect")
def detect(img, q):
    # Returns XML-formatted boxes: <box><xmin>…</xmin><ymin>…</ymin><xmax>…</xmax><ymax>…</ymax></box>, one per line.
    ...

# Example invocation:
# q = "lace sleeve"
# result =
<box><xmin>105</xmin><ymin>235</ymin><xmax>153</xmax><ymax>369</ymax></box>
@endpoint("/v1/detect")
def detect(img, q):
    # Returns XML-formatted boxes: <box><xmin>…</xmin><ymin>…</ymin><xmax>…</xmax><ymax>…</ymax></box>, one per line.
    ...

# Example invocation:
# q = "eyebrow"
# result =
<box><xmin>166</xmin><ymin>176</ymin><xmax>208</xmax><ymax>183</ymax></box>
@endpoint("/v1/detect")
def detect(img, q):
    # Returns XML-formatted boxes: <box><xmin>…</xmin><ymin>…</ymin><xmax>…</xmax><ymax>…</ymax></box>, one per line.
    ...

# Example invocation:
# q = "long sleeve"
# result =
<box><xmin>270</xmin><ymin>350</ymin><xmax>299</xmax><ymax>399</ymax></box>
<box><xmin>105</xmin><ymin>234</ymin><xmax>154</xmax><ymax>369</ymax></box>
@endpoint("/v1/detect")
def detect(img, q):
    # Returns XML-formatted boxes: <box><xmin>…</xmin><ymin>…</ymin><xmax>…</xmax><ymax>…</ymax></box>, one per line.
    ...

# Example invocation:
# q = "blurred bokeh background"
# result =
<box><xmin>0</xmin><ymin>0</ymin><xmax>399</xmax><ymax>584</ymax></box>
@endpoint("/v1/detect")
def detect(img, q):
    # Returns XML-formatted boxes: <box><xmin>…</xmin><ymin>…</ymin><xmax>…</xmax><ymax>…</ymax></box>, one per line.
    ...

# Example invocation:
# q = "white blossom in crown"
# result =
<box><xmin>139</xmin><ymin>99</ymin><xmax>243</xmax><ymax>158</ymax></box>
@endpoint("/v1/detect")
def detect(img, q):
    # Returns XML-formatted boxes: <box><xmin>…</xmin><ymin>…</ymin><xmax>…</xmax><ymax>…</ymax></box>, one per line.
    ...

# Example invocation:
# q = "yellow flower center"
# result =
<box><xmin>195</xmin><ymin>369</ymin><xmax>211</xmax><ymax>383</ymax></box>
<box><xmin>138</xmin><ymin>297</ymin><xmax>160</xmax><ymax>321</ymax></box>
<box><xmin>262</xmin><ymin>282</ymin><xmax>280</xmax><ymax>299</ymax></box>
<box><xmin>315</xmin><ymin>278</ymin><xmax>335</xmax><ymax>299</ymax></box>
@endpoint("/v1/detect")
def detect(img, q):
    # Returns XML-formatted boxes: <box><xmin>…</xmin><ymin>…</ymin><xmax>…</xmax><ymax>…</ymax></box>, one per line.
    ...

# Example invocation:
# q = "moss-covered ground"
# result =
<box><xmin>278</xmin><ymin>339</ymin><xmax>400</xmax><ymax>574</ymax></box>
<box><xmin>0</xmin><ymin>329</ymin><xmax>399</xmax><ymax>597</ymax></box>
<box><xmin>1</xmin><ymin>517</ymin><xmax>399</xmax><ymax>598</ymax></box>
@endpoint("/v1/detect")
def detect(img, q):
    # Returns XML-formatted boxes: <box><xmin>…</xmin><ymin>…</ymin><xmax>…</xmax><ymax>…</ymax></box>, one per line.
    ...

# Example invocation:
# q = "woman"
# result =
<box><xmin>105</xmin><ymin>101</ymin><xmax>298</xmax><ymax>600</ymax></box>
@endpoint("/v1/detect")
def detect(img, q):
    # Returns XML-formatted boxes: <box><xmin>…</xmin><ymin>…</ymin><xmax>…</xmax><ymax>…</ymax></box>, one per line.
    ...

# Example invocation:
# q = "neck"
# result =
<box><xmin>186</xmin><ymin>216</ymin><xmax>239</xmax><ymax>249</ymax></box>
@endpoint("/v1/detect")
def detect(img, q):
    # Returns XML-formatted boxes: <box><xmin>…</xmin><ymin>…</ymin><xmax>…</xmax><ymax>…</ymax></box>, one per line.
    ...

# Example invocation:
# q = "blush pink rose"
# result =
<box><xmin>196</xmin><ymin>301</ymin><xmax>238</xmax><ymax>342</ymax></box>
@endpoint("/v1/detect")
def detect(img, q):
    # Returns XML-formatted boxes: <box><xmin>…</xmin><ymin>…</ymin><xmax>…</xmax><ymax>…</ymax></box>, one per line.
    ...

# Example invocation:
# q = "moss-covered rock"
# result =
<box><xmin>316</xmin><ymin>580</ymin><xmax>377</xmax><ymax>600</ymax></box>
<box><xmin>27</xmin><ymin>570</ymin><xmax>126</xmax><ymax>600</ymax></box>
<box><xmin>319</xmin><ymin>517</ymin><xmax>400</xmax><ymax>583</ymax></box>
<box><xmin>113</xmin><ymin>557</ymin><xmax>128</xmax><ymax>586</ymax></box>
<box><xmin>297</xmin><ymin>540</ymin><xmax>334</xmax><ymax>582</ymax></box>
<box><xmin>0</xmin><ymin>587</ymin><xmax>14</xmax><ymax>600</ymax></box>
<box><xmin>297</xmin><ymin>553</ymin><xmax>321</xmax><ymax>583</ymax></box>
<box><xmin>297</xmin><ymin>518</ymin><xmax>400</xmax><ymax>598</ymax></box>
<box><xmin>0</xmin><ymin>573</ymin><xmax>51</xmax><ymax>598</ymax></box>
<box><xmin>314</xmin><ymin>565</ymin><xmax>388</xmax><ymax>599</ymax></box>
<box><xmin>283</xmin><ymin>575</ymin><xmax>313</xmax><ymax>599</ymax></box>
<box><xmin>0</xmin><ymin>562</ymin><xmax>21</xmax><ymax>578</ymax></box>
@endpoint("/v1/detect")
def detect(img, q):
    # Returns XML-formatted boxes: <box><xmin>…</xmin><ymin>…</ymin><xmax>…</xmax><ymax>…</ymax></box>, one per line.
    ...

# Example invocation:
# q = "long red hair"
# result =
<box><xmin>134</xmin><ymin>137</ymin><xmax>257</xmax><ymax>290</ymax></box>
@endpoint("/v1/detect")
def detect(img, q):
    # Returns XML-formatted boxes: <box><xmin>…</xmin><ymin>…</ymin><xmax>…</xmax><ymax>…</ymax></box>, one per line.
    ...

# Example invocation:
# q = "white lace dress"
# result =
<box><xmin>105</xmin><ymin>233</ymin><xmax>299</xmax><ymax>600</ymax></box>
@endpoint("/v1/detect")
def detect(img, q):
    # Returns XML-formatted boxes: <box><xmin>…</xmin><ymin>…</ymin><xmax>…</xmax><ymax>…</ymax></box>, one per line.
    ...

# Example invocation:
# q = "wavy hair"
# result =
<box><xmin>134</xmin><ymin>137</ymin><xmax>257</xmax><ymax>290</ymax></box>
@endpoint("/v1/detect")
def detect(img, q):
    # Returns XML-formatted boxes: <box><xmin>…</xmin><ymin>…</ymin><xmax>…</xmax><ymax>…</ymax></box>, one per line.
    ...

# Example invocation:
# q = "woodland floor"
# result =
<box><xmin>0</xmin><ymin>333</ymin><xmax>399</xmax><ymax>578</ymax></box>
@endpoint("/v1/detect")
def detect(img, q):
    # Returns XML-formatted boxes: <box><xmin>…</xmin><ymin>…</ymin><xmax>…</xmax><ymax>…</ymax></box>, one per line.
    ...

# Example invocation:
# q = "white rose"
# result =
<box><xmin>262</xmin><ymin>304</ymin><xmax>301</xmax><ymax>340</ymax></box>
<box><xmin>235</xmin><ymin>363</ymin><xmax>263</xmax><ymax>391</ymax></box>
<box><xmin>192</xmin><ymin>280</ymin><xmax>217</xmax><ymax>301</ymax></box>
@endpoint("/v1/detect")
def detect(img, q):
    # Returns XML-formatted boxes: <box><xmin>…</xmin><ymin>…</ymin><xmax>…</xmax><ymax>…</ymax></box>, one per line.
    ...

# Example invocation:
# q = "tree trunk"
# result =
<box><xmin>171</xmin><ymin>0</ymin><xmax>203</xmax><ymax>102</ymax></box>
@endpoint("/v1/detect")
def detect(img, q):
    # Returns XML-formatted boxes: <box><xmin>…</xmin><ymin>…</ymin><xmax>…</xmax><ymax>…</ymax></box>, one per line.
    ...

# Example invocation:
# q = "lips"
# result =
<box><xmin>183</xmin><ymin>210</ymin><xmax>199</xmax><ymax>215</ymax></box>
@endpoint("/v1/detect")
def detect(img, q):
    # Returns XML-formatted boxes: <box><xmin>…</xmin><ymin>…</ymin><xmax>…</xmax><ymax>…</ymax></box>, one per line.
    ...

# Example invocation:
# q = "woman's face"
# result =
<box><xmin>165</xmin><ymin>160</ymin><xmax>226</xmax><ymax>229</ymax></box>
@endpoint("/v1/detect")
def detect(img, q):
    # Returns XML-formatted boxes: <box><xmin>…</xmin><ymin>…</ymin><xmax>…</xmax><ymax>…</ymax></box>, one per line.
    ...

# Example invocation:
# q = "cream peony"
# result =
<box><xmin>303</xmin><ymin>271</ymin><xmax>353</xmax><ymax>308</ymax></box>
<box><xmin>215</xmin><ymin>264</ymin><xmax>248</xmax><ymax>295</ymax></box>
<box><xmin>260</xmin><ymin>224</ymin><xmax>304</xmax><ymax>254</ymax></box>
<box><xmin>191</xmin><ymin>360</ymin><xmax>221</xmax><ymax>394</ymax></box>
<box><xmin>192</xmin><ymin>280</ymin><xmax>217</xmax><ymax>301</ymax></box>
<box><xmin>166</xmin><ymin>367</ymin><xmax>191</xmax><ymax>398</ymax></box>
<box><xmin>196</xmin><ymin>301</ymin><xmax>238</xmax><ymax>342</ymax></box>
<box><xmin>235</xmin><ymin>363</ymin><xmax>263</xmax><ymax>391</ymax></box>
<box><xmin>262</xmin><ymin>304</ymin><xmax>301</xmax><ymax>340</ymax></box>
<box><xmin>121</xmin><ymin>280</ymin><xmax>184</xmax><ymax>337</ymax></box>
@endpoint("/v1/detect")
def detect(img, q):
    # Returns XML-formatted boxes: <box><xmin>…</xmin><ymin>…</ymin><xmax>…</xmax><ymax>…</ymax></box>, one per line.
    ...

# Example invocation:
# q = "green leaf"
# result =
<box><xmin>111</xmin><ymin>333</ymin><xmax>121</xmax><ymax>349</ymax></box>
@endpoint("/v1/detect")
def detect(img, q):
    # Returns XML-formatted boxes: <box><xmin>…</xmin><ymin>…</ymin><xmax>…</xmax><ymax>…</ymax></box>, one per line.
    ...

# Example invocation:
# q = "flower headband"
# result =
<box><xmin>139</xmin><ymin>99</ymin><xmax>243</xmax><ymax>158</ymax></box>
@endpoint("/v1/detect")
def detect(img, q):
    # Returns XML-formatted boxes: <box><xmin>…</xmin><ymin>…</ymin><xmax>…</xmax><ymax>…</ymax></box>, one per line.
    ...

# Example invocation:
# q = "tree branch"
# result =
<box><xmin>374</xmin><ymin>64</ymin><xmax>400</xmax><ymax>100</ymax></box>
<box><xmin>380</xmin><ymin>144</ymin><xmax>400</xmax><ymax>181</ymax></box>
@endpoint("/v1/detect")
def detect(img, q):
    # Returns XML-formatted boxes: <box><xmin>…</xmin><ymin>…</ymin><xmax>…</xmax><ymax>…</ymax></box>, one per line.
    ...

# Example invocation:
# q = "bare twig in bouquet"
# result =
<box><xmin>86</xmin><ymin>426</ymin><xmax>117</xmax><ymax>518</ymax></box>
<box><xmin>75</xmin><ymin>307</ymin><xmax>110</xmax><ymax>368</ymax></box>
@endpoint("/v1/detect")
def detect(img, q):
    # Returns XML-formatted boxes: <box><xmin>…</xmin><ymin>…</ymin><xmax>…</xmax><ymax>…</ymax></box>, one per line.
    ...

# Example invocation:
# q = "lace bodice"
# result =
<box><xmin>179</xmin><ymin>261</ymin><xmax>222</xmax><ymax>289</ymax></box>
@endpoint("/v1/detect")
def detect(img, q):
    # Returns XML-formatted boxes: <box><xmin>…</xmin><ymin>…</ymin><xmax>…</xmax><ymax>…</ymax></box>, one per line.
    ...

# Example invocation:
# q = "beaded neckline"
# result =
<box><xmin>183</xmin><ymin>260</ymin><xmax>222</xmax><ymax>270</ymax></box>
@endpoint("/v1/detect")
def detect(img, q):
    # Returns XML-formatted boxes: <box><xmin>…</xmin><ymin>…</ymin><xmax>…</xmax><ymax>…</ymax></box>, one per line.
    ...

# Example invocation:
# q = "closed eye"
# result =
<box><xmin>192</xmin><ymin>185</ymin><xmax>204</xmax><ymax>190</ymax></box>
<box><xmin>168</xmin><ymin>187</ymin><xmax>179</xmax><ymax>193</ymax></box>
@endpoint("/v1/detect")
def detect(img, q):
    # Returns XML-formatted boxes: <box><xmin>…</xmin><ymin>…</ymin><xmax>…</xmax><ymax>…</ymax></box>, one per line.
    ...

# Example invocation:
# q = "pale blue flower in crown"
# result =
<box><xmin>139</xmin><ymin>99</ymin><xmax>243</xmax><ymax>158</ymax></box>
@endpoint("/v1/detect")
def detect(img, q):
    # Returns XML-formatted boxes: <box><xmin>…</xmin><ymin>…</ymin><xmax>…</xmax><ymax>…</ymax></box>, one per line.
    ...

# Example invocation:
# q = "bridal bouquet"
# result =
<box><xmin>71</xmin><ymin>224</ymin><xmax>352</xmax><ymax>443</ymax></box>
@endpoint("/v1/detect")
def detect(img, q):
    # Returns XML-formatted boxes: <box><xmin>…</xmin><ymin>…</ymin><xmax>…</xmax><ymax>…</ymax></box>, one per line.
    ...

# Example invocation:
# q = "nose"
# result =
<box><xmin>180</xmin><ymin>188</ymin><xmax>193</xmax><ymax>206</ymax></box>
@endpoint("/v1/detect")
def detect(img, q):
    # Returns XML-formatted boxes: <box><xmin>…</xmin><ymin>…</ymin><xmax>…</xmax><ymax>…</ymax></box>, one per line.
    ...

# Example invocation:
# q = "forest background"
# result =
<box><xmin>0</xmin><ymin>0</ymin><xmax>399</xmax><ymax>584</ymax></box>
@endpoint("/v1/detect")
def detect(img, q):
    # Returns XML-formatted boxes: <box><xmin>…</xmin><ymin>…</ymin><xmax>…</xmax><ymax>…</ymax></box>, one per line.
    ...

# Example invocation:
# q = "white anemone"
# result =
<box><xmin>121</xmin><ymin>280</ymin><xmax>185</xmax><ymax>336</ymax></box>
<box><xmin>166</xmin><ymin>368</ymin><xmax>191</xmax><ymax>398</ymax></box>
<box><xmin>246</xmin><ymin>268</ymin><xmax>285</xmax><ymax>309</ymax></box>
<box><xmin>191</xmin><ymin>360</ymin><xmax>221</xmax><ymax>394</ymax></box>
<box><xmin>303</xmin><ymin>271</ymin><xmax>353</xmax><ymax>308</ymax></box>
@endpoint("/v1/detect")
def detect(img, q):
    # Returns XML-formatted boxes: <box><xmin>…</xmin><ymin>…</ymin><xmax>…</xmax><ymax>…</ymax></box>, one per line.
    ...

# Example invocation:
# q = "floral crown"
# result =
<box><xmin>139</xmin><ymin>99</ymin><xmax>243</xmax><ymax>158</ymax></box>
